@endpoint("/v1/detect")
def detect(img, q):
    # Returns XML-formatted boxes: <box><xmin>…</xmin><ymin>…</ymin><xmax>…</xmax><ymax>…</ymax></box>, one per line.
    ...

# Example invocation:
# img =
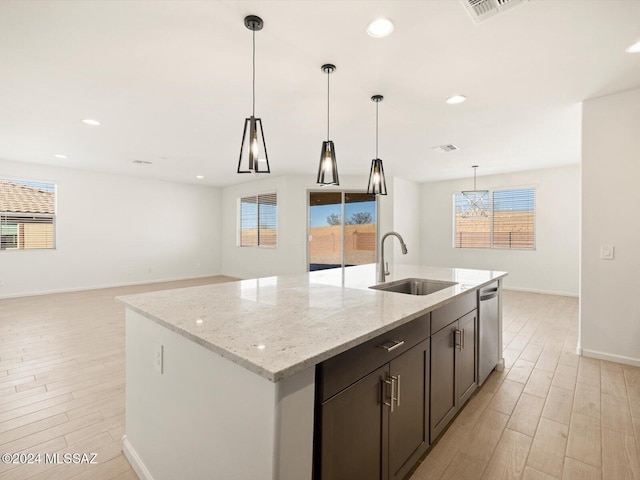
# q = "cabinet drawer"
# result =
<box><xmin>431</xmin><ymin>291</ymin><xmax>476</xmax><ymax>334</ymax></box>
<box><xmin>319</xmin><ymin>313</ymin><xmax>430</xmax><ymax>402</ymax></box>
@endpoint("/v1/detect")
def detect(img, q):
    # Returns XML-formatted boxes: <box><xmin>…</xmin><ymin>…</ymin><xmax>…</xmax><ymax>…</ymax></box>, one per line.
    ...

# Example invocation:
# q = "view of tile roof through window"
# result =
<box><xmin>0</xmin><ymin>179</ymin><xmax>56</xmax><ymax>214</ymax></box>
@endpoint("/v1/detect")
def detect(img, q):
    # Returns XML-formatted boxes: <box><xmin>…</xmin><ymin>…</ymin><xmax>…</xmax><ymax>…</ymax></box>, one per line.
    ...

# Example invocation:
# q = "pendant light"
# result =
<box><xmin>316</xmin><ymin>64</ymin><xmax>339</xmax><ymax>185</ymax></box>
<box><xmin>461</xmin><ymin>165</ymin><xmax>489</xmax><ymax>218</ymax></box>
<box><xmin>367</xmin><ymin>95</ymin><xmax>387</xmax><ymax>195</ymax></box>
<box><xmin>237</xmin><ymin>15</ymin><xmax>270</xmax><ymax>174</ymax></box>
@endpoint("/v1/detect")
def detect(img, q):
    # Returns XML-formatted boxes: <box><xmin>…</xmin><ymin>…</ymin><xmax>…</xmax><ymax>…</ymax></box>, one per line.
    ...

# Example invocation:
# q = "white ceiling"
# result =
<box><xmin>1</xmin><ymin>0</ymin><xmax>639</xmax><ymax>187</ymax></box>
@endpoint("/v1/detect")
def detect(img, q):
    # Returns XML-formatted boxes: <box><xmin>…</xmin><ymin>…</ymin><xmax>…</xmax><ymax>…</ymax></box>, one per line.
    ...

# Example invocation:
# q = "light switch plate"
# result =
<box><xmin>601</xmin><ymin>245</ymin><xmax>614</xmax><ymax>260</ymax></box>
<box><xmin>154</xmin><ymin>344</ymin><xmax>164</xmax><ymax>374</ymax></box>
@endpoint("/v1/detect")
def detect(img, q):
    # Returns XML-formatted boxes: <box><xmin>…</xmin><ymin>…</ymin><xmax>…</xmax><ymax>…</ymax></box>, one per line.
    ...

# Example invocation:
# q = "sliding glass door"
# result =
<box><xmin>308</xmin><ymin>191</ymin><xmax>377</xmax><ymax>271</ymax></box>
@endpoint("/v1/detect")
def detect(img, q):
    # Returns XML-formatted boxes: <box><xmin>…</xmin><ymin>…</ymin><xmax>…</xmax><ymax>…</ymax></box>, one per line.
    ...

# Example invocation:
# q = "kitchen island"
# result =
<box><xmin>118</xmin><ymin>264</ymin><xmax>506</xmax><ymax>480</ymax></box>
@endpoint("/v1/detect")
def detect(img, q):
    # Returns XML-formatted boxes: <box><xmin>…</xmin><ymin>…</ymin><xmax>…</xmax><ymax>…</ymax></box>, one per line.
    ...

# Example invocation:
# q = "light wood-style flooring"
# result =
<box><xmin>1</xmin><ymin>282</ymin><xmax>639</xmax><ymax>479</ymax></box>
<box><xmin>0</xmin><ymin>277</ymin><xmax>235</xmax><ymax>480</ymax></box>
<box><xmin>410</xmin><ymin>290</ymin><xmax>640</xmax><ymax>480</ymax></box>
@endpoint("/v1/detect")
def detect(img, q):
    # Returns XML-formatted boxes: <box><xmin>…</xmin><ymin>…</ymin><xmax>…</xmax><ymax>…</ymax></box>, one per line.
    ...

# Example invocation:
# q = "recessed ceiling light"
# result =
<box><xmin>626</xmin><ymin>40</ymin><xmax>640</xmax><ymax>53</ymax></box>
<box><xmin>53</xmin><ymin>154</ymin><xmax>67</xmax><ymax>159</ymax></box>
<box><xmin>255</xmin><ymin>344</ymin><xmax>266</xmax><ymax>350</ymax></box>
<box><xmin>446</xmin><ymin>95</ymin><xmax>467</xmax><ymax>105</ymax></box>
<box><xmin>367</xmin><ymin>18</ymin><xmax>394</xmax><ymax>38</ymax></box>
<box><xmin>196</xmin><ymin>175</ymin><xmax>204</xmax><ymax>179</ymax></box>
<box><xmin>196</xmin><ymin>318</ymin><xmax>204</xmax><ymax>325</ymax></box>
<box><xmin>82</xmin><ymin>118</ymin><xmax>101</xmax><ymax>126</ymax></box>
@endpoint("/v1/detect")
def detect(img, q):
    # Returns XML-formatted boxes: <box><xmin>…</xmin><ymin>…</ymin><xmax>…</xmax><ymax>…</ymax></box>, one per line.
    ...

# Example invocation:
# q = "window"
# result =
<box><xmin>239</xmin><ymin>193</ymin><xmax>277</xmax><ymax>247</ymax></box>
<box><xmin>1</xmin><ymin>179</ymin><xmax>56</xmax><ymax>250</ymax></box>
<box><xmin>454</xmin><ymin>188</ymin><xmax>535</xmax><ymax>250</ymax></box>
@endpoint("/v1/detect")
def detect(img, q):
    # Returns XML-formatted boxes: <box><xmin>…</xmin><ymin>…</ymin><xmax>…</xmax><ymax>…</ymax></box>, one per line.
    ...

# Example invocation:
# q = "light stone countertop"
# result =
<box><xmin>117</xmin><ymin>264</ymin><xmax>507</xmax><ymax>382</ymax></box>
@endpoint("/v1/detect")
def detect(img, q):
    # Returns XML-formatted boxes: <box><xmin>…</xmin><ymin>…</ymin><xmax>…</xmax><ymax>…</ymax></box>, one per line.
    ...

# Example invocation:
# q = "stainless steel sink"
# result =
<box><xmin>370</xmin><ymin>278</ymin><xmax>458</xmax><ymax>296</ymax></box>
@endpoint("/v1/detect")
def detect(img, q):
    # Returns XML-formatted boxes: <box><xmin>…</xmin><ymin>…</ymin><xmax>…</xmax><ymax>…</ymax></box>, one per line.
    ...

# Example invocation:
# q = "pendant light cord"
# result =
<box><xmin>375</xmin><ymin>100</ymin><xmax>379</xmax><ymax>158</ymax></box>
<box><xmin>252</xmin><ymin>29</ymin><xmax>256</xmax><ymax>117</ymax></box>
<box><xmin>327</xmin><ymin>70</ymin><xmax>330</xmax><ymax>141</ymax></box>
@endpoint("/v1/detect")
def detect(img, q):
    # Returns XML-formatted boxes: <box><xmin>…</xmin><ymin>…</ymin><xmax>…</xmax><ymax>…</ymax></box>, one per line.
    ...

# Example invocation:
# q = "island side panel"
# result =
<box><xmin>274</xmin><ymin>365</ymin><xmax>315</xmax><ymax>480</ymax></box>
<box><xmin>124</xmin><ymin>309</ymin><xmax>314</xmax><ymax>480</ymax></box>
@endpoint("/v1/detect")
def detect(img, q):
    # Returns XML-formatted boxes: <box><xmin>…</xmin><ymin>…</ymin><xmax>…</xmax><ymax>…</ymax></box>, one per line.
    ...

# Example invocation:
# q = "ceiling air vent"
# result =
<box><xmin>432</xmin><ymin>144</ymin><xmax>460</xmax><ymax>153</ymax></box>
<box><xmin>132</xmin><ymin>160</ymin><xmax>153</xmax><ymax>165</ymax></box>
<box><xmin>460</xmin><ymin>0</ymin><xmax>528</xmax><ymax>24</ymax></box>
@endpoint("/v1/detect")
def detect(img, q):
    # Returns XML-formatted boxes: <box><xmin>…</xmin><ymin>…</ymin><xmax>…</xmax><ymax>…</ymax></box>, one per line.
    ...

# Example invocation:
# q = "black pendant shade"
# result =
<box><xmin>317</xmin><ymin>64</ymin><xmax>339</xmax><ymax>185</ymax></box>
<box><xmin>367</xmin><ymin>95</ymin><xmax>387</xmax><ymax>195</ymax></box>
<box><xmin>367</xmin><ymin>158</ymin><xmax>387</xmax><ymax>195</ymax></box>
<box><xmin>317</xmin><ymin>140</ymin><xmax>338</xmax><ymax>185</ymax></box>
<box><xmin>238</xmin><ymin>116</ymin><xmax>269</xmax><ymax>174</ymax></box>
<box><xmin>237</xmin><ymin>15</ymin><xmax>270</xmax><ymax>174</ymax></box>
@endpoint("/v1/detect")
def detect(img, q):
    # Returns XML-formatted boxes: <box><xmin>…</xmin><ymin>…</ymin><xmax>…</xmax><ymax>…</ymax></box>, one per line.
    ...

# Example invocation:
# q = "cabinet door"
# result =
<box><xmin>319</xmin><ymin>364</ymin><xmax>389</xmax><ymax>480</ymax></box>
<box><xmin>430</xmin><ymin>323</ymin><xmax>457</xmax><ymax>442</ymax></box>
<box><xmin>457</xmin><ymin>310</ymin><xmax>477</xmax><ymax>407</ymax></box>
<box><xmin>388</xmin><ymin>339</ymin><xmax>430</xmax><ymax>480</ymax></box>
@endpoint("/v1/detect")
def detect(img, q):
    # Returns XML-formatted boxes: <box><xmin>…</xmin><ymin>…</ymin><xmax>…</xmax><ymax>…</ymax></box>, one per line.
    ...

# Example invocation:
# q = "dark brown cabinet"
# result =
<box><xmin>457</xmin><ymin>310</ymin><xmax>477</xmax><ymax>406</ymax></box>
<box><xmin>430</xmin><ymin>322</ymin><xmax>458</xmax><ymax>440</ymax></box>
<box><xmin>388</xmin><ymin>339</ymin><xmax>430</xmax><ymax>480</ymax></box>
<box><xmin>315</xmin><ymin>291</ymin><xmax>484</xmax><ymax>480</ymax></box>
<box><xmin>319</xmin><ymin>364</ymin><xmax>389</xmax><ymax>480</ymax></box>
<box><xmin>315</xmin><ymin>315</ymin><xmax>431</xmax><ymax>480</ymax></box>
<box><xmin>430</xmin><ymin>309</ymin><xmax>477</xmax><ymax>442</ymax></box>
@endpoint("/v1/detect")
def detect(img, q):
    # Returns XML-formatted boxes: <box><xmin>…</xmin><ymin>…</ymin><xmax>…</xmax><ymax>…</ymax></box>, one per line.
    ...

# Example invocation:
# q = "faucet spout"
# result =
<box><xmin>379</xmin><ymin>231</ymin><xmax>408</xmax><ymax>283</ymax></box>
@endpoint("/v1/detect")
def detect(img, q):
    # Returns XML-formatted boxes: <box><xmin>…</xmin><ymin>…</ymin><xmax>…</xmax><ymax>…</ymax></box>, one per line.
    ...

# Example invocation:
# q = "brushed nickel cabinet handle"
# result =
<box><xmin>389</xmin><ymin>375</ymin><xmax>398</xmax><ymax>412</ymax></box>
<box><xmin>382</xmin><ymin>376</ymin><xmax>396</xmax><ymax>412</ymax></box>
<box><xmin>395</xmin><ymin>374</ymin><xmax>401</xmax><ymax>407</ymax></box>
<box><xmin>382</xmin><ymin>377</ymin><xmax>391</xmax><ymax>409</ymax></box>
<box><xmin>378</xmin><ymin>340</ymin><xmax>405</xmax><ymax>352</ymax></box>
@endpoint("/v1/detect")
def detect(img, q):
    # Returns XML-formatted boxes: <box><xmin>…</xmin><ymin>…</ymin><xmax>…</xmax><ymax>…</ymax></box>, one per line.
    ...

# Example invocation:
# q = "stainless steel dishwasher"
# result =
<box><xmin>478</xmin><ymin>282</ymin><xmax>500</xmax><ymax>385</ymax></box>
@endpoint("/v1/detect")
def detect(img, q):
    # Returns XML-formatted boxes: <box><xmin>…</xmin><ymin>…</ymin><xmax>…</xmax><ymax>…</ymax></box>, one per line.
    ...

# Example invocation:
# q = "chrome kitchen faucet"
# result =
<box><xmin>379</xmin><ymin>231</ymin><xmax>408</xmax><ymax>282</ymax></box>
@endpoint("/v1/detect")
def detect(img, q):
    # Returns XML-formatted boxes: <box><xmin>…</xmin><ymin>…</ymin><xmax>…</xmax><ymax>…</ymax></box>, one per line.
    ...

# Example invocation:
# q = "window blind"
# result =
<box><xmin>454</xmin><ymin>187</ymin><xmax>535</xmax><ymax>250</ymax></box>
<box><xmin>0</xmin><ymin>179</ymin><xmax>56</xmax><ymax>250</ymax></box>
<box><xmin>239</xmin><ymin>193</ymin><xmax>277</xmax><ymax>247</ymax></box>
<box><xmin>492</xmin><ymin>188</ymin><xmax>535</xmax><ymax>249</ymax></box>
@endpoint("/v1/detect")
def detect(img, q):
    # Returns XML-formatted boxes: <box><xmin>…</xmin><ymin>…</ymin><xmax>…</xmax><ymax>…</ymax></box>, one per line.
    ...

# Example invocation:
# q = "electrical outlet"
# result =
<box><xmin>0</xmin><ymin>279</ymin><xmax>4</xmax><ymax>286</ymax></box>
<box><xmin>154</xmin><ymin>344</ymin><xmax>163</xmax><ymax>374</ymax></box>
<box><xmin>148</xmin><ymin>267</ymin><xmax>152</xmax><ymax>273</ymax></box>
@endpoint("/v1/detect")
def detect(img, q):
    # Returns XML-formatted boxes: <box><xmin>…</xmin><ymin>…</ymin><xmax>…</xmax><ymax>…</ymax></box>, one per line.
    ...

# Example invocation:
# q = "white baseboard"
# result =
<box><xmin>0</xmin><ymin>273</ymin><xmax>226</xmax><ymax>299</ymax></box>
<box><xmin>581</xmin><ymin>348</ymin><xmax>640</xmax><ymax>367</ymax></box>
<box><xmin>502</xmin><ymin>286</ymin><xmax>579</xmax><ymax>297</ymax></box>
<box><xmin>123</xmin><ymin>435</ymin><xmax>154</xmax><ymax>480</ymax></box>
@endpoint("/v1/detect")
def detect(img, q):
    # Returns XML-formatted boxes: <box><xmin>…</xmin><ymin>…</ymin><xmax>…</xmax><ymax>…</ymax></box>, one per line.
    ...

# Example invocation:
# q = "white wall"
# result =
<box><xmin>392</xmin><ymin>177</ymin><xmax>421</xmax><ymax>265</ymax></box>
<box><xmin>221</xmin><ymin>175</ymin><xmax>394</xmax><ymax>279</ymax></box>
<box><xmin>0</xmin><ymin>160</ymin><xmax>222</xmax><ymax>297</ymax></box>
<box><xmin>581</xmin><ymin>88</ymin><xmax>640</xmax><ymax>366</ymax></box>
<box><xmin>419</xmin><ymin>165</ymin><xmax>580</xmax><ymax>296</ymax></box>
